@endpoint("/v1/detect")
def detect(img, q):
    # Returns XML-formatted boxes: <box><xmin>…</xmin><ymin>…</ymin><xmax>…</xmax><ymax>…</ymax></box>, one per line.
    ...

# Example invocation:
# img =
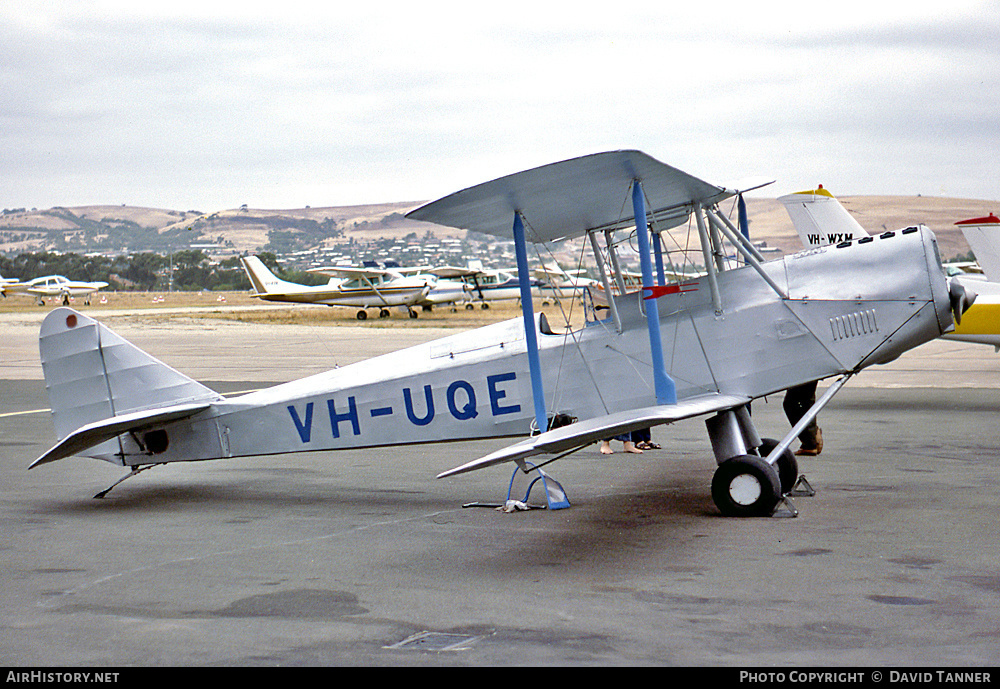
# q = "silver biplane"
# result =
<box><xmin>30</xmin><ymin>151</ymin><xmax>971</xmax><ymax>516</ymax></box>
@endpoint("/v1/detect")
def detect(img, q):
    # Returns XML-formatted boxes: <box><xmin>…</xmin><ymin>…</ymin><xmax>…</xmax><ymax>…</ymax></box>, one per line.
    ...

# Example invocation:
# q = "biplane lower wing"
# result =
<box><xmin>437</xmin><ymin>392</ymin><xmax>751</xmax><ymax>478</ymax></box>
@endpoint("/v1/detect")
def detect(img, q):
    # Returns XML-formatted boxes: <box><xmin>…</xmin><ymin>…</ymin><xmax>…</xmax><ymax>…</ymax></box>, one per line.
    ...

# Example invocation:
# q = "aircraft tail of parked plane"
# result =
<box><xmin>957</xmin><ymin>213</ymin><xmax>1000</xmax><ymax>282</ymax></box>
<box><xmin>34</xmin><ymin>310</ymin><xmax>224</xmax><ymax>469</ymax></box>
<box><xmin>778</xmin><ymin>186</ymin><xmax>868</xmax><ymax>248</ymax></box>
<box><xmin>242</xmin><ymin>255</ymin><xmax>312</xmax><ymax>296</ymax></box>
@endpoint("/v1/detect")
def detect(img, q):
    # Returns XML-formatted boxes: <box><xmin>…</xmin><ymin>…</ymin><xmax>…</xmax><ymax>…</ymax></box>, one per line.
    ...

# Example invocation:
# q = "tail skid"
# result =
<box><xmin>36</xmin><ymin>308</ymin><xmax>223</xmax><ymax>466</ymax></box>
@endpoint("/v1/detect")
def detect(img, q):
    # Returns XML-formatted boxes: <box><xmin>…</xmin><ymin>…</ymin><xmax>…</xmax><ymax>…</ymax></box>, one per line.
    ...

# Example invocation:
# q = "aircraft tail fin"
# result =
<box><xmin>779</xmin><ymin>186</ymin><xmax>869</xmax><ymax>249</ymax></box>
<box><xmin>38</xmin><ymin>308</ymin><xmax>223</xmax><ymax>465</ymax></box>
<box><xmin>956</xmin><ymin>214</ymin><xmax>1000</xmax><ymax>282</ymax></box>
<box><xmin>240</xmin><ymin>255</ymin><xmax>300</xmax><ymax>295</ymax></box>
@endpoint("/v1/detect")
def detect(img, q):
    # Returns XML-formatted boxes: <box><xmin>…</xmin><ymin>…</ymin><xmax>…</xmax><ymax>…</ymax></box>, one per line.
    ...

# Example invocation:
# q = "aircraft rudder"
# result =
<box><xmin>39</xmin><ymin>308</ymin><xmax>222</xmax><ymax>459</ymax></box>
<box><xmin>779</xmin><ymin>185</ymin><xmax>870</xmax><ymax>249</ymax></box>
<box><xmin>240</xmin><ymin>255</ymin><xmax>286</xmax><ymax>294</ymax></box>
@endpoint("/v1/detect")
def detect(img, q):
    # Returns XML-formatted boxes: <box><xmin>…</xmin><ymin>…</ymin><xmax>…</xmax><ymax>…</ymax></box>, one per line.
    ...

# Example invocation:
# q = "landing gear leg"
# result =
<box><xmin>706</xmin><ymin>406</ymin><xmax>785</xmax><ymax>517</ymax></box>
<box><xmin>757</xmin><ymin>438</ymin><xmax>799</xmax><ymax>495</ymax></box>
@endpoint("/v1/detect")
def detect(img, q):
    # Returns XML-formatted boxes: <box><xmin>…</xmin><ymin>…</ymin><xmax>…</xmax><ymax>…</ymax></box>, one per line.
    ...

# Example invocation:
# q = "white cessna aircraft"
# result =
<box><xmin>533</xmin><ymin>262</ymin><xmax>596</xmax><ymax>304</ymax></box>
<box><xmin>374</xmin><ymin>262</ymin><xmax>473</xmax><ymax>312</ymax></box>
<box><xmin>428</xmin><ymin>260</ymin><xmax>546</xmax><ymax>309</ymax></box>
<box><xmin>0</xmin><ymin>273</ymin><xmax>108</xmax><ymax>305</ymax></box>
<box><xmin>240</xmin><ymin>255</ymin><xmax>432</xmax><ymax>320</ymax></box>
<box><xmin>780</xmin><ymin>187</ymin><xmax>997</xmax><ymax>349</ymax></box>
<box><xmin>31</xmin><ymin>151</ymin><xmax>970</xmax><ymax>517</ymax></box>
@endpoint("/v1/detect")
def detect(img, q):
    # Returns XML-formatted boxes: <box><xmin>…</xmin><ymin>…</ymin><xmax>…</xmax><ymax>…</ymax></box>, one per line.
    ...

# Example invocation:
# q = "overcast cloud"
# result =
<box><xmin>2</xmin><ymin>0</ymin><xmax>998</xmax><ymax>212</ymax></box>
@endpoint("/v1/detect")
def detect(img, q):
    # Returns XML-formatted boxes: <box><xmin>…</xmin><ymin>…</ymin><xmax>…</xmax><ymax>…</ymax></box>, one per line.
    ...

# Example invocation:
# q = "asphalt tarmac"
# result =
<box><xmin>2</xmin><ymin>310</ymin><xmax>1000</xmax><ymax>666</ymax></box>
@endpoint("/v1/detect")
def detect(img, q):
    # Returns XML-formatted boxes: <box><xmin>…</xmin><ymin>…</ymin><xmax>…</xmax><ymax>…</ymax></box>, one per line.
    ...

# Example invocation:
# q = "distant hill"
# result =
<box><xmin>0</xmin><ymin>201</ymin><xmax>453</xmax><ymax>256</ymax></box>
<box><xmin>2</xmin><ymin>195</ymin><xmax>996</xmax><ymax>261</ymax></box>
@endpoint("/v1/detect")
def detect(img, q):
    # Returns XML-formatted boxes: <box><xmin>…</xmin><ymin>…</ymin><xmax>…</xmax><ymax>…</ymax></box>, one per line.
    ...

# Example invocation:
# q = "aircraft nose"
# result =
<box><xmin>948</xmin><ymin>278</ymin><xmax>977</xmax><ymax>326</ymax></box>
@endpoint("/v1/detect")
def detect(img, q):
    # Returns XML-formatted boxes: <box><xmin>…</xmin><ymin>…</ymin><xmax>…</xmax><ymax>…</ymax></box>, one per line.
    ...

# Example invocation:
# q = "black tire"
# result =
<box><xmin>379</xmin><ymin>309</ymin><xmax>390</xmax><ymax>319</ymax></box>
<box><xmin>757</xmin><ymin>438</ymin><xmax>799</xmax><ymax>495</ymax></box>
<box><xmin>356</xmin><ymin>310</ymin><xmax>368</xmax><ymax>321</ymax></box>
<box><xmin>712</xmin><ymin>454</ymin><xmax>782</xmax><ymax>517</ymax></box>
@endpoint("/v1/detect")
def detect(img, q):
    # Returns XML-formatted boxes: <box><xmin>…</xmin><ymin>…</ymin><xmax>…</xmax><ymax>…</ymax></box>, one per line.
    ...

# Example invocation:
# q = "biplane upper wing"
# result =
<box><xmin>407</xmin><ymin>150</ymin><xmax>734</xmax><ymax>241</ymax></box>
<box><xmin>437</xmin><ymin>392</ymin><xmax>750</xmax><ymax>478</ymax></box>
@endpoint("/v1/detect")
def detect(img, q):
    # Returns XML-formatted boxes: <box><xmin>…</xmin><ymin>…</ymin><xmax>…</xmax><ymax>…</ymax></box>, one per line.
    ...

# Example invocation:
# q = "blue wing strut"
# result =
<box><xmin>633</xmin><ymin>181</ymin><xmax>677</xmax><ymax>405</ymax></box>
<box><xmin>512</xmin><ymin>211</ymin><xmax>548</xmax><ymax>433</ymax></box>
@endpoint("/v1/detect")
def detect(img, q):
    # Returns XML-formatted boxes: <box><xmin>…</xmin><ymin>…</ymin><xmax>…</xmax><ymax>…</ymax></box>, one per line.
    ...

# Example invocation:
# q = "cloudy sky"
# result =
<box><xmin>2</xmin><ymin>1</ymin><xmax>998</xmax><ymax>213</ymax></box>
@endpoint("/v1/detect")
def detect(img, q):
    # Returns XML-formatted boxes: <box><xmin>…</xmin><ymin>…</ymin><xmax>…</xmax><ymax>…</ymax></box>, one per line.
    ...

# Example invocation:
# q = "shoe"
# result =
<box><xmin>795</xmin><ymin>428</ymin><xmax>823</xmax><ymax>457</ymax></box>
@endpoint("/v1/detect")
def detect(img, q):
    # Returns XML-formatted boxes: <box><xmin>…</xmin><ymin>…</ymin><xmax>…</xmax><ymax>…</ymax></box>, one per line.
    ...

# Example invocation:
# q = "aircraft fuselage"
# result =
<box><xmin>70</xmin><ymin>225</ymin><xmax>949</xmax><ymax>467</ymax></box>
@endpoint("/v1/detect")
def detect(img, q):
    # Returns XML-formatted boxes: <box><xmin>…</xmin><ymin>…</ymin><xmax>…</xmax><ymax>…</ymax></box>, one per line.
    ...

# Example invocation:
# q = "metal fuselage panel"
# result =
<box><xmin>108</xmin><ymin>228</ymin><xmax>948</xmax><ymax>466</ymax></box>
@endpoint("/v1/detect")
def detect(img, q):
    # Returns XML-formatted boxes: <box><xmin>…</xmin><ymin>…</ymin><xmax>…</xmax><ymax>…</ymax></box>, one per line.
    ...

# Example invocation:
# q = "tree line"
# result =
<box><xmin>0</xmin><ymin>251</ymin><xmax>325</xmax><ymax>292</ymax></box>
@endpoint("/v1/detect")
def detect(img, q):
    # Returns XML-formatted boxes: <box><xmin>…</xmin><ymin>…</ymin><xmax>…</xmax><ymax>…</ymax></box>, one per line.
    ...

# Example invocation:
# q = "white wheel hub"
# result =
<box><xmin>729</xmin><ymin>473</ymin><xmax>762</xmax><ymax>505</ymax></box>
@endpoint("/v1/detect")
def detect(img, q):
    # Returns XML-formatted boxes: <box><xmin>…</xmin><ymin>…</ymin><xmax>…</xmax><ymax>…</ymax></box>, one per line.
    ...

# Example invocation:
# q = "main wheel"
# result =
<box><xmin>757</xmin><ymin>438</ymin><xmax>799</xmax><ymax>495</ymax></box>
<box><xmin>379</xmin><ymin>308</ymin><xmax>390</xmax><ymax>318</ymax></box>
<box><xmin>712</xmin><ymin>454</ymin><xmax>782</xmax><ymax>517</ymax></box>
<box><xmin>356</xmin><ymin>310</ymin><xmax>368</xmax><ymax>320</ymax></box>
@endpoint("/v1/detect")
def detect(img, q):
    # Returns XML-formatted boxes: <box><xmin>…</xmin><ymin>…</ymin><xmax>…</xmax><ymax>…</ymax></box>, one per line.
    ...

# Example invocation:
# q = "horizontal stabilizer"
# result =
<box><xmin>30</xmin><ymin>402</ymin><xmax>213</xmax><ymax>469</ymax></box>
<box><xmin>437</xmin><ymin>393</ymin><xmax>750</xmax><ymax>478</ymax></box>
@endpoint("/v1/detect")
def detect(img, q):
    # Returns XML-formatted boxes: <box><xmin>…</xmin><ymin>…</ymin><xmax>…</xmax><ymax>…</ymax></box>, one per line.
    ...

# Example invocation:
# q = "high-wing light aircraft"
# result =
<box><xmin>378</xmin><ymin>262</ymin><xmax>473</xmax><ymax>311</ymax></box>
<box><xmin>429</xmin><ymin>261</ymin><xmax>546</xmax><ymax>309</ymax></box>
<box><xmin>0</xmin><ymin>273</ymin><xmax>108</xmax><ymax>305</ymax></box>
<box><xmin>533</xmin><ymin>262</ymin><xmax>596</xmax><ymax>304</ymax></box>
<box><xmin>780</xmin><ymin>188</ymin><xmax>999</xmax><ymax>350</ymax></box>
<box><xmin>31</xmin><ymin>151</ymin><xmax>970</xmax><ymax>517</ymax></box>
<box><xmin>240</xmin><ymin>255</ymin><xmax>432</xmax><ymax>320</ymax></box>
